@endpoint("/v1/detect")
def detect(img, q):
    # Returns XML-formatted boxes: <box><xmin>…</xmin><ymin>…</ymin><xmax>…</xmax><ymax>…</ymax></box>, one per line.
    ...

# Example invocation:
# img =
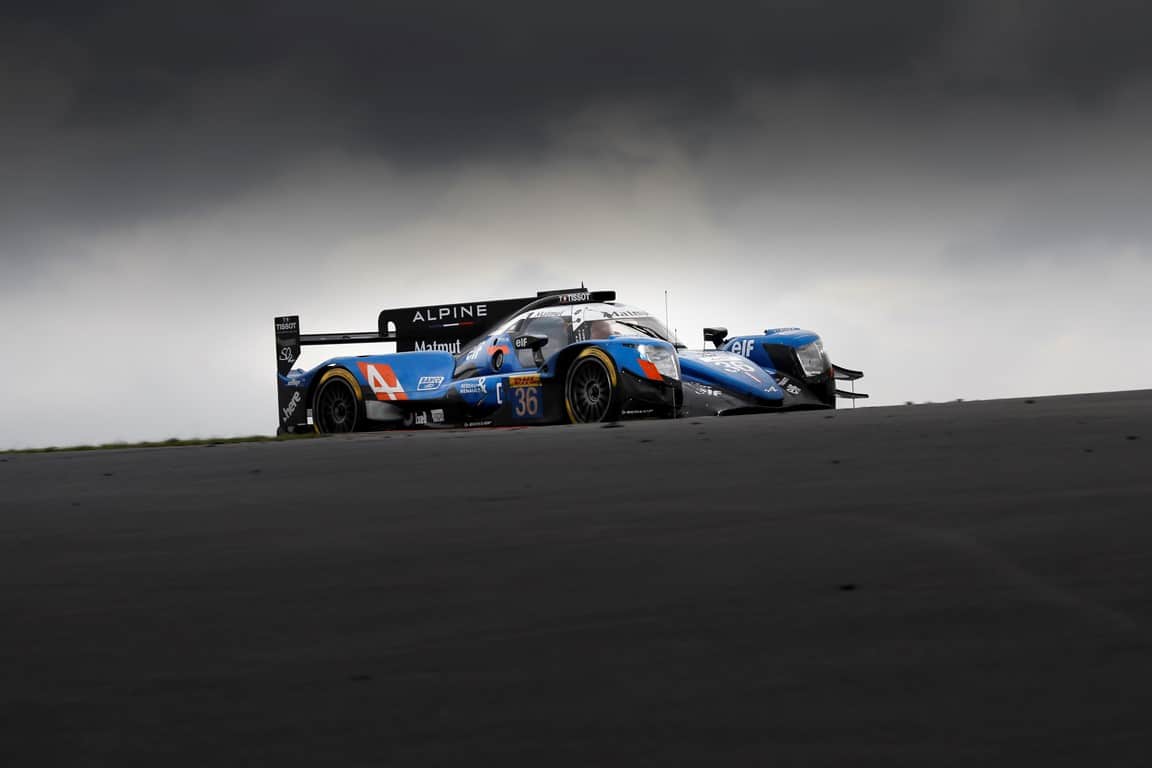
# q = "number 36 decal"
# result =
<box><xmin>514</xmin><ymin>386</ymin><xmax>541</xmax><ymax>418</ymax></box>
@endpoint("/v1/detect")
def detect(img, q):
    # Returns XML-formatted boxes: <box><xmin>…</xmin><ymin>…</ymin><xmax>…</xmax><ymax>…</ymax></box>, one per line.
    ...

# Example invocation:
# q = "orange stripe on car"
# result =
<box><xmin>638</xmin><ymin>359</ymin><xmax>662</xmax><ymax>380</ymax></box>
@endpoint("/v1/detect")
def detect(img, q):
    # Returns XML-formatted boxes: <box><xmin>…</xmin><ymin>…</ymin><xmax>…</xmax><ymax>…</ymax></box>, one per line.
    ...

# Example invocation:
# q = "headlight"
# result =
<box><xmin>796</xmin><ymin>340</ymin><xmax>827</xmax><ymax>377</ymax></box>
<box><xmin>639</xmin><ymin>344</ymin><xmax>680</xmax><ymax>380</ymax></box>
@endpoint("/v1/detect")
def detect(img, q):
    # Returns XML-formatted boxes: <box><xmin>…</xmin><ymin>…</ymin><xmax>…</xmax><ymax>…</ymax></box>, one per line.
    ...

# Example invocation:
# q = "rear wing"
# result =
<box><xmin>274</xmin><ymin>287</ymin><xmax>604</xmax><ymax>432</ymax></box>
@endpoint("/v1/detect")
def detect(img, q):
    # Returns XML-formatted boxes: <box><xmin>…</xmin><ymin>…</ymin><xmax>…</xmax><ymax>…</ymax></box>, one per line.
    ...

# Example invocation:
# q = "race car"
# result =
<box><xmin>273</xmin><ymin>288</ymin><xmax>865</xmax><ymax>433</ymax></box>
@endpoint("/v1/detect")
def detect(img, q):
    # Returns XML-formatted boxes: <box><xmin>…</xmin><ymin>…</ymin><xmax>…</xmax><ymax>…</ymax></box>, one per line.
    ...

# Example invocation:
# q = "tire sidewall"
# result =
<box><xmin>564</xmin><ymin>347</ymin><xmax>620</xmax><ymax>423</ymax></box>
<box><xmin>312</xmin><ymin>367</ymin><xmax>363</xmax><ymax>433</ymax></box>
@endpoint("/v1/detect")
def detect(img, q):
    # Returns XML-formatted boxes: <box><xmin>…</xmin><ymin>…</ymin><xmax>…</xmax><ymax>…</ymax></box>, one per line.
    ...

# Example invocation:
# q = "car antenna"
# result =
<box><xmin>665</xmin><ymin>289</ymin><xmax>678</xmax><ymax>419</ymax></box>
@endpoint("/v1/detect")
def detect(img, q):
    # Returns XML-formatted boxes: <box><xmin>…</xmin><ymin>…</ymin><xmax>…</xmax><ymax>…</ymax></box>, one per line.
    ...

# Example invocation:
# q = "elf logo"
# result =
<box><xmin>357</xmin><ymin>362</ymin><xmax>408</xmax><ymax>401</ymax></box>
<box><xmin>730</xmin><ymin>339</ymin><xmax>756</xmax><ymax>357</ymax></box>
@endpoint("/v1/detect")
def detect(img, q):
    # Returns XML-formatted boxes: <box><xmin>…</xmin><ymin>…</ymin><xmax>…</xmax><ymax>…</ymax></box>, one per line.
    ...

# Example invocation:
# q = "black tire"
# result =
<box><xmin>312</xmin><ymin>368</ymin><xmax>362</xmax><ymax>433</ymax></box>
<box><xmin>564</xmin><ymin>348</ymin><xmax>619</xmax><ymax>423</ymax></box>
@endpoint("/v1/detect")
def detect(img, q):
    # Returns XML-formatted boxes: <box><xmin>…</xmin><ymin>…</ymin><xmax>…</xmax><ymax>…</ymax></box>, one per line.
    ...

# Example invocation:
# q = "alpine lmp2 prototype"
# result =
<box><xmin>274</xmin><ymin>288</ymin><xmax>865</xmax><ymax>434</ymax></box>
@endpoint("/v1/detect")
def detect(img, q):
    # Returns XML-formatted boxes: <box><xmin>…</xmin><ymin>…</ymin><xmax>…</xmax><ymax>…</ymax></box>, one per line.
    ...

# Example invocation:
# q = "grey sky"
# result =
<box><xmin>2</xmin><ymin>2</ymin><xmax>1150</xmax><ymax>448</ymax></box>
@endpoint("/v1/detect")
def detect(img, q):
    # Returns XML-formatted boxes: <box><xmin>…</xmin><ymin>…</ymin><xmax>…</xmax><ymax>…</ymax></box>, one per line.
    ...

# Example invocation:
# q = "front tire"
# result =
<box><xmin>564</xmin><ymin>348</ymin><xmax>619</xmax><ymax>423</ymax></box>
<box><xmin>312</xmin><ymin>368</ymin><xmax>362</xmax><ymax>433</ymax></box>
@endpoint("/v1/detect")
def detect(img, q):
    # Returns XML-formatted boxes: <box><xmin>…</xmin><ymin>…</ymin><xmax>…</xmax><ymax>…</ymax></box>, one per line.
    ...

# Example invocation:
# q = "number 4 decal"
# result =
<box><xmin>357</xmin><ymin>362</ymin><xmax>408</xmax><ymax>401</ymax></box>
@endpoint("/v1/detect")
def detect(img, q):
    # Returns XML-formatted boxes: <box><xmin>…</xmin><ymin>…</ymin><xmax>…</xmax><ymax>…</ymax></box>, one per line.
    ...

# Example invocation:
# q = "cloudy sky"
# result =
<box><xmin>2</xmin><ymin>1</ymin><xmax>1150</xmax><ymax>448</ymax></box>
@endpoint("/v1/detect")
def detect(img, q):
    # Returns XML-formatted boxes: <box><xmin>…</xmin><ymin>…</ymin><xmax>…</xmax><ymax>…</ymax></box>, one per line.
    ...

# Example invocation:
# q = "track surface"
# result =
<box><xmin>2</xmin><ymin>392</ymin><xmax>1151</xmax><ymax>766</ymax></box>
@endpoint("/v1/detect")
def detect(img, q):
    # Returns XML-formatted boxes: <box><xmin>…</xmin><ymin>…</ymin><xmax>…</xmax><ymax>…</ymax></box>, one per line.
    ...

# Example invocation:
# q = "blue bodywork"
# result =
<box><xmin>280</xmin><ymin>334</ymin><xmax>679</xmax><ymax>430</ymax></box>
<box><xmin>677</xmin><ymin>326</ymin><xmax>865</xmax><ymax>414</ymax></box>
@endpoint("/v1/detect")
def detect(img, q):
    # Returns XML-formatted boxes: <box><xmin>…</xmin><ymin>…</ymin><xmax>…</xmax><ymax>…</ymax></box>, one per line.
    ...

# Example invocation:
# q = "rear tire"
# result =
<box><xmin>312</xmin><ymin>368</ymin><xmax>362</xmax><ymax>433</ymax></box>
<box><xmin>564</xmin><ymin>348</ymin><xmax>619</xmax><ymax>423</ymax></box>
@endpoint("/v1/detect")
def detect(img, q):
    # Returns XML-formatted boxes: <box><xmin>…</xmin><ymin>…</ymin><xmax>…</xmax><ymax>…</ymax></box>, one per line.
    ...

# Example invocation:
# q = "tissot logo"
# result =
<box><xmin>411</xmin><ymin>304</ymin><xmax>488</xmax><ymax>323</ymax></box>
<box><xmin>275</xmin><ymin>320</ymin><xmax>298</xmax><ymax>332</ymax></box>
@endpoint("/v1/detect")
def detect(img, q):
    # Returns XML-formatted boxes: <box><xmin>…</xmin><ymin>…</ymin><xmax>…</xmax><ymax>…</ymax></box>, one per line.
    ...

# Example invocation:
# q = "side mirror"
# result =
<box><xmin>703</xmin><ymin>327</ymin><xmax>728</xmax><ymax>349</ymax></box>
<box><xmin>514</xmin><ymin>334</ymin><xmax>550</xmax><ymax>366</ymax></box>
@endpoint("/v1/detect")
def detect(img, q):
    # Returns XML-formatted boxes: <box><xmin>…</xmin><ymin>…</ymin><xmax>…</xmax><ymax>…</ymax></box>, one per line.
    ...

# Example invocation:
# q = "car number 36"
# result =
<box><xmin>514</xmin><ymin>387</ymin><xmax>541</xmax><ymax>417</ymax></box>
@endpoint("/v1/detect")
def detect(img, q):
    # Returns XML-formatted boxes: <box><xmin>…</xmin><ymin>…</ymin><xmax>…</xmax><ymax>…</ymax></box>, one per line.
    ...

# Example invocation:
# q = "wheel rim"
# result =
<box><xmin>315</xmin><ymin>379</ymin><xmax>357</xmax><ymax>433</ymax></box>
<box><xmin>568</xmin><ymin>357</ymin><xmax>613</xmax><ymax>422</ymax></box>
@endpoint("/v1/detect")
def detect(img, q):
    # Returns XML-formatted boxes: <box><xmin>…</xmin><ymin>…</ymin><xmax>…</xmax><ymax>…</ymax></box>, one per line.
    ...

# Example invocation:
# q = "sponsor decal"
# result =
<box><xmin>281</xmin><ymin>390</ymin><xmax>302</xmax><ymax>422</ymax></box>
<box><xmin>524</xmin><ymin>307</ymin><xmax>568</xmax><ymax>319</ymax></box>
<box><xmin>692</xmin><ymin>383</ymin><xmax>725</xmax><ymax>397</ymax></box>
<box><xmin>278</xmin><ymin>346</ymin><xmax>295</xmax><ymax>361</ymax></box>
<box><xmin>417</xmin><ymin>375</ymin><xmax>444</xmax><ymax>391</ymax></box>
<box><xmin>431</xmin><ymin>408</ymin><xmax>445</xmax><ymax>424</ymax></box>
<box><xmin>457</xmin><ymin>377</ymin><xmax>488</xmax><ymax>395</ymax></box>
<box><xmin>514</xmin><ymin>336</ymin><xmax>531</xmax><ymax>349</ymax></box>
<box><xmin>465</xmin><ymin>346</ymin><xmax>481</xmax><ymax>362</ymax></box>
<box><xmin>411</xmin><ymin>304</ymin><xmax>488</xmax><ymax>323</ymax></box>
<box><xmin>413</xmin><ymin>339</ymin><xmax>462</xmax><ymax>354</ymax></box>
<box><xmin>464</xmin><ymin>419</ymin><xmax>493</xmax><ymax>428</ymax></box>
<box><xmin>357</xmin><ymin>362</ymin><xmax>408</xmax><ymax>401</ymax></box>
<box><xmin>556</xmin><ymin>291</ymin><xmax>590</xmax><ymax>304</ymax></box>
<box><xmin>785</xmin><ymin>384</ymin><xmax>802</xmax><ymax>395</ymax></box>
<box><xmin>730</xmin><ymin>339</ymin><xmax>757</xmax><ymax>357</ymax></box>
<box><xmin>275</xmin><ymin>318</ymin><xmax>298</xmax><ymax>332</ymax></box>
<box><xmin>413</xmin><ymin>412</ymin><xmax>428</xmax><ymax>426</ymax></box>
<box><xmin>509</xmin><ymin>374</ymin><xmax>541</xmax><ymax>388</ymax></box>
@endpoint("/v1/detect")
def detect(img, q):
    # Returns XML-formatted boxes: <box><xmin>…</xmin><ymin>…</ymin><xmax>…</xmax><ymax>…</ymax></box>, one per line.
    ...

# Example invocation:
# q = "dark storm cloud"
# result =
<box><xmin>3</xmin><ymin>0</ymin><xmax>1152</xmax><ymax>281</ymax></box>
<box><xmin>8</xmin><ymin>1</ymin><xmax>1152</xmax><ymax>145</ymax></box>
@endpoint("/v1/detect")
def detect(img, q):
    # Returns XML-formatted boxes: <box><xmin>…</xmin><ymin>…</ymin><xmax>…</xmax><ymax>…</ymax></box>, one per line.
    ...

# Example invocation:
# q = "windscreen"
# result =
<box><xmin>572</xmin><ymin>304</ymin><xmax>679</xmax><ymax>345</ymax></box>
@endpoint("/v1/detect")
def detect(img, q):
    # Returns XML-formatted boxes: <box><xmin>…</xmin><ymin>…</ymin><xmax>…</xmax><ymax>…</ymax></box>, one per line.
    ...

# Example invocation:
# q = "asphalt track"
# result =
<box><xmin>2</xmin><ymin>391</ymin><xmax>1150</xmax><ymax>766</ymax></box>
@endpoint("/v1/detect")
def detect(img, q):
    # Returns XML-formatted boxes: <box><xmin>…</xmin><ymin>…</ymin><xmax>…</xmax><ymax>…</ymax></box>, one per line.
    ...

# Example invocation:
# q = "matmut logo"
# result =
<box><xmin>411</xmin><ymin>304</ymin><xmax>488</xmax><ymax>323</ymax></box>
<box><xmin>357</xmin><ymin>362</ymin><xmax>408</xmax><ymax>401</ymax></box>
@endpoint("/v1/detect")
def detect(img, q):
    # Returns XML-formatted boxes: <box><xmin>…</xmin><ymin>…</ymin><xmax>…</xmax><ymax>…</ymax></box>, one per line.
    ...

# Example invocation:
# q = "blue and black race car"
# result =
<box><xmin>274</xmin><ymin>288</ymin><xmax>865</xmax><ymax>434</ymax></box>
